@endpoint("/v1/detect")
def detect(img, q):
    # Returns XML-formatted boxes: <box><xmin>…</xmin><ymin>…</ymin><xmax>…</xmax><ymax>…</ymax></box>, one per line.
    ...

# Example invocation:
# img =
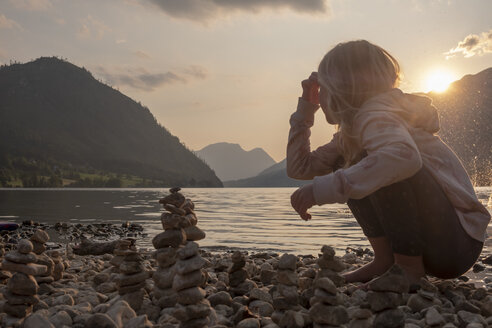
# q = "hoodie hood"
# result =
<box><xmin>360</xmin><ymin>88</ymin><xmax>440</xmax><ymax>134</ymax></box>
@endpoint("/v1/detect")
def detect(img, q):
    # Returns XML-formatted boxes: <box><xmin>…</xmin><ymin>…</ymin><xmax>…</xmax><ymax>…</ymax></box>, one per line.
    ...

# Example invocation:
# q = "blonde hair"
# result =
<box><xmin>317</xmin><ymin>40</ymin><xmax>401</xmax><ymax>167</ymax></box>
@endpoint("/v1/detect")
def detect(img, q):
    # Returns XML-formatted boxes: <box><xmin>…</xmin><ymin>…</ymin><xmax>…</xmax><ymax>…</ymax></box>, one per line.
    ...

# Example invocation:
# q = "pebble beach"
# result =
<box><xmin>0</xmin><ymin>189</ymin><xmax>491</xmax><ymax>328</ymax></box>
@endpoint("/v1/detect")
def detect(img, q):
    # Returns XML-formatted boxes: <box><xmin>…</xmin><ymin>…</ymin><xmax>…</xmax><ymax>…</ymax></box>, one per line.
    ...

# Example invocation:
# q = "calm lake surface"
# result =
<box><xmin>0</xmin><ymin>187</ymin><xmax>491</xmax><ymax>255</ymax></box>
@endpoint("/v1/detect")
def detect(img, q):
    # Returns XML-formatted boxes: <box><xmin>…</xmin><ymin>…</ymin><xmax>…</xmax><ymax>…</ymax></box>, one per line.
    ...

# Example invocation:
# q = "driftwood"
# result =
<box><xmin>72</xmin><ymin>237</ymin><xmax>119</xmax><ymax>255</ymax></box>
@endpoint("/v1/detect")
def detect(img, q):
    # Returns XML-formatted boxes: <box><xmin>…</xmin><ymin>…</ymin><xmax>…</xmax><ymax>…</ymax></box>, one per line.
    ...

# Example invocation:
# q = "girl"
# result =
<box><xmin>287</xmin><ymin>40</ymin><xmax>490</xmax><ymax>284</ymax></box>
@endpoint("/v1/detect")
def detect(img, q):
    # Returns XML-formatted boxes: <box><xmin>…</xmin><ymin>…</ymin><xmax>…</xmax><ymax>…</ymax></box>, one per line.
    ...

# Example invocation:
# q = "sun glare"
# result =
<box><xmin>426</xmin><ymin>69</ymin><xmax>456</xmax><ymax>93</ymax></box>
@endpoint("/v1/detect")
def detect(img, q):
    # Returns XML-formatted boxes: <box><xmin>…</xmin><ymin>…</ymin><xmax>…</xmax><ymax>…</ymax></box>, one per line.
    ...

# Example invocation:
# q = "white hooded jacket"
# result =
<box><xmin>287</xmin><ymin>88</ymin><xmax>490</xmax><ymax>242</ymax></box>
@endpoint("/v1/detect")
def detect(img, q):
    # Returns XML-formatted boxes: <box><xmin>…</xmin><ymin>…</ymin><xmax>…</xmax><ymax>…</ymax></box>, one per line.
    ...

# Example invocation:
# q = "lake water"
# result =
<box><xmin>0</xmin><ymin>187</ymin><xmax>491</xmax><ymax>256</ymax></box>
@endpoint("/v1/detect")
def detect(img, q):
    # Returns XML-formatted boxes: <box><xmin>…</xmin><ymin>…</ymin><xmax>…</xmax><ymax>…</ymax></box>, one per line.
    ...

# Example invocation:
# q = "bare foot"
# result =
<box><xmin>342</xmin><ymin>259</ymin><xmax>394</xmax><ymax>283</ymax></box>
<box><xmin>394</xmin><ymin>253</ymin><xmax>426</xmax><ymax>286</ymax></box>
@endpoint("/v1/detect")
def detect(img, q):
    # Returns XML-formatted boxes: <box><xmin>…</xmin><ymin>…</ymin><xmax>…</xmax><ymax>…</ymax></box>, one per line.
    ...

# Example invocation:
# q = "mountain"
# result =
<box><xmin>224</xmin><ymin>159</ymin><xmax>307</xmax><ymax>187</ymax></box>
<box><xmin>430</xmin><ymin>68</ymin><xmax>492</xmax><ymax>186</ymax></box>
<box><xmin>0</xmin><ymin>57</ymin><xmax>222</xmax><ymax>187</ymax></box>
<box><xmin>195</xmin><ymin>142</ymin><xmax>276</xmax><ymax>181</ymax></box>
<box><xmin>225</xmin><ymin>68</ymin><xmax>492</xmax><ymax>187</ymax></box>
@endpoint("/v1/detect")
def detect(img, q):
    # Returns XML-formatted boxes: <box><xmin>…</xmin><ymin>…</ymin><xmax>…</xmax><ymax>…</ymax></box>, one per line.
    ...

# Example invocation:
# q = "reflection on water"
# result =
<box><xmin>0</xmin><ymin>187</ymin><xmax>490</xmax><ymax>255</ymax></box>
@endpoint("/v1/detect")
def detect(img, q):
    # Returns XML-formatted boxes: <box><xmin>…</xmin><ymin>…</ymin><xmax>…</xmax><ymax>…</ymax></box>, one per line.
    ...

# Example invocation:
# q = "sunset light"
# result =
<box><xmin>426</xmin><ymin>69</ymin><xmax>457</xmax><ymax>93</ymax></box>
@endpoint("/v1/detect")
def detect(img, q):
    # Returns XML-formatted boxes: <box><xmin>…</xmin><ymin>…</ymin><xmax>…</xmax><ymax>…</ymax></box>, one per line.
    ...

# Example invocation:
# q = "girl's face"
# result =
<box><xmin>319</xmin><ymin>86</ymin><xmax>338</xmax><ymax>125</ymax></box>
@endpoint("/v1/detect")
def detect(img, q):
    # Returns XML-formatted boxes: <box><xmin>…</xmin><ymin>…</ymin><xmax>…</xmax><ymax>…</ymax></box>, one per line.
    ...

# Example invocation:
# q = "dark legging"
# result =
<box><xmin>347</xmin><ymin>166</ymin><xmax>483</xmax><ymax>279</ymax></box>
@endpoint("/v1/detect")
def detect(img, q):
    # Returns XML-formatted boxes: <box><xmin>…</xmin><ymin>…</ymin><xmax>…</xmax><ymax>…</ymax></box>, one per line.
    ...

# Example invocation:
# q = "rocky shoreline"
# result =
<box><xmin>0</xmin><ymin>189</ymin><xmax>491</xmax><ymax>327</ymax></box>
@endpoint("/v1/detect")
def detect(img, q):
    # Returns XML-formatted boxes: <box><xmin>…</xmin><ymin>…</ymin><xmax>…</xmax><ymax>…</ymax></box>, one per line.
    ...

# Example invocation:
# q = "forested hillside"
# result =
<box><xmin>0</xmin><ymin>57</ymin><xmax>222</xmax><ymax>188</ymax></box>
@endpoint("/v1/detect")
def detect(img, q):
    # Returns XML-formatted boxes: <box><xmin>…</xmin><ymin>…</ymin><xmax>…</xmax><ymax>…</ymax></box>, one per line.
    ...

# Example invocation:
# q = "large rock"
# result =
<box><xmin>116</xmin><ymin>271</ymin><xmax>148</xmax><ymax>287</ymax></box>
<box><xmin>1</xmin><ymin>260</ymin><xmax>47</xmax><ymax>276</ymax></box>
<box><xmin>17</xmin><ymin>239</ymin><xmax>34</xmax><ymax>254</ymax></box>
<box><xmin>368</xmin><ymin>265</ymin><xmax>409</xmax><ymax>294</ymax></box>
<box><xmin>106</xmin><ymin>300</ymin><xmax>137</xmax><ymax>327</ymax></box>
<box><xmin>184</xmin><ymin>226</ymin><xmax>206</xmax><ymax>241</ymax></box>
<box><xmin>152</xmin><ymin>229</ymin><xmax>186</xmax><ymax>249</ymax></box>
<box><xmin>207</xmin><ymin>291</ymin><xmax>233</xmax><ymax>307</ymax></box>
<box><xmin>173</xmin><ymin>269</ymin><xmax>206</xmax><ymax>291</ymax></box>
<box><xmin>278</xmin><ymin>254</ymin><xmax>297</xmax><ymax>271</ymax></box>
<box><xmin>3</xmin><ymin>302</ymin><xmax>33</xmax><ymax>317</ymax></box>
<box><xmin>367</xmin><ymin>291</ymin><xmax>402</xmax><ymax>312</ymax></box>
<box><xmin>177</xmin><ymin>286</ymin><xmax>206</xmax><ymax>305</ymax></box>
<box><xmin>173</xmin><ymin>299</ymin><xmax>212</xmax><ymax>321</ymax></box>
<box><xmin>24</xmin><ymin>313</ymin><xmax>55</xmax><ymax>328</ymax></box>
<box><xmin>176</xmin><ymin>242</ymin><xmax>199</xmax><ymax>260</ymax></box>
<box><xmin>175</xmin><ymin>255</ymin><xmax>206</xmax><ymax>275</ymax></box>
<box><xmin>5</xmin><ymin>251</ymin><xmax>37</xmax><ymax>264</ymax></box>
<box><xmin>314</xmin><ymin>277</ymin><xmax>338</xmax><ymax>295</ymax></box>
<box><xmin>372</xmin><ymin>308</ymin><xmax>405</xmax><ymax>328</ymax></box>
<box><xmin>7</xmin><ymin>272</ymin><xmax>38</xmax><ymax>295</ymax></box>
<box><xmin>86</xmin><ymin>313</ymin><xmax>118</xmax><ymax>328</ymax></box>
<box><xmin>154</xmin><ymin>247</ymin><xmax>177</xmax><ymax>268</ymax></box>
<box><xmin>153</xmin><ymin>267</ymin><xmax>176</xmax><ymax>289</ymax></box>
<box><xmin>31</xmin><ymin>229</ymin><xmax>50</xmax><ymax>243</ymax></box>
<box><xmin>309</xmin><ymin>303</ymin><xmax>349</xmax><ymax>325</ymax></box>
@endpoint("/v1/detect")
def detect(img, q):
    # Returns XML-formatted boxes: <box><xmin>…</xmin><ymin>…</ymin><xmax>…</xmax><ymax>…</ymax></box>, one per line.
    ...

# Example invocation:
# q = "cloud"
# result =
<box><xmin>95</xmin><ymin>65</ymin><xmax>208</xmax><ymax>91</ymax></box>
<box><xmin>147</xmin><ymin>0</ymin><xmax>329</xmax><ymax>23</ymax></box>
<box><xmin>134</xmin><ymin>50</ymin><xmax>151</xmax><ymax>59</ymax></box>
<box><xmin>445</xmin><ymin>29</ymin><xmax>492</xmax><ymax>59</ymax></box>
<box><xmin>0</xmin><ymin>14</ymin><xmax>21</xmax><ymax>29</ymax></box>
<box><xmin>9</xmin><ymin>0</ymin><xmax>52</xmax><ymax>11</ymax></box>
<box><xmin>77</xmin><ymin>15</ymin><xmax>111</xmax><ymax>40</ymax></box>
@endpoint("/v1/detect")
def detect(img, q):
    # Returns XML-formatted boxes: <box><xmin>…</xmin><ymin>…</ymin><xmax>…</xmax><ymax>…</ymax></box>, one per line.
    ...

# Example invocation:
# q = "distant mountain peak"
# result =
<box><xmin>196</xmin><ymin>142</ymin><xmax>276</xmax><ymax>181</ymax></box>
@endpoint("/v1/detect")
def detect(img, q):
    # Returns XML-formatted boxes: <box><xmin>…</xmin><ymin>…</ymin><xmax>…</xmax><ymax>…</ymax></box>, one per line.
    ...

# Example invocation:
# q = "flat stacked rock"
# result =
<box><xmin>272</xmin><ymin>254</ymin><xmax>300</xmax><ymax>324</ymax></box>
<box><xmin>30</xmin><ymin>229</ymin><xmax>55</xmax><ymax>284</ymax></box>
<box><xmin>366</xmin><ymin>264</ymin><xmax>409</xmax><ymax>328</ymax></box>
<box><xmin>316</xmin><ymin>245</ymin><xmax>346</xmax><ymax>286</ymax></box>
<box><xmin>115</xmin><ymin>238</ymin><xmax>148</xmax><ymax>311</ymax></box>
<box><xmin>309</xmin><ymin>277</ymin><xmax>349</xmax><ymax>327</ymax></box>
<box><xmin>2</xmin><ymin>239</ymin><xmax>47</xmax><ymax>321</ymax></box>
<box><xmin>0</xmin><ymin>242</ymin><xmax>12</xmax><ymax>283</ymax></box>
<box><xmin>152</xmin><ymin>187</ymin><xmax>189</xmax><ymax>308</ymax></box>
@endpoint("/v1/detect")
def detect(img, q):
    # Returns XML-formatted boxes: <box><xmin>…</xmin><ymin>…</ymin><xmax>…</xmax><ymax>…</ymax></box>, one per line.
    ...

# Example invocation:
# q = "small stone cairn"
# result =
<box><xmin>114</xmin><ymin>237</ymin><xmax>148</xmax><ymax>311</ymax></box>
<box><xmin>2</xmin><ymin>239</ymin><xmax>47</xmax><ymax>320</ymax></box>
<box><xmin>309</xmin><ymin>277</ymin><xmax>349</xmax><ymax>327</ymax></box>
<box><xmin>316</xmin><ymin>245</ymin><xmax>346</xmax><ymax>286</ymax></box>
<box><xmin>48</xmin><ymin>249</ymin><xmax>65</xmax><ymax>281</ymax></box>
<box><xmin>228</xmin><ymin>251</ymin><xmax>248</xmax><ymax>294</ymax></box>
<box><xmin>0</xmin><ymin>242</ymin><xmax>12</xmax><ymax>283</ymax></box>
<box><xmin>272</xmin><ymin>254</ymin><xmax>300</xmax><ymax>324</ymax></box>
<box><xmin>110</xmin><ymin>239</ymin><xmax>131</xmax><ymax>272</ymax></box>
<box><xmin>30</xmin><ymin>229</ymin><xmax>55</xmax><ymax>284</ymax></box>
<box><xmin>365</xmin><ymin>264</ymin><xmax>409</xmax><ymax>327</ymax></box>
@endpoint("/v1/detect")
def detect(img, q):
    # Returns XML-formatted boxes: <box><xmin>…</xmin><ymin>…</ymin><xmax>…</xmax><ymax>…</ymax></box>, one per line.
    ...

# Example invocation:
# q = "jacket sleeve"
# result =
<box><xmin>286</xmin><ymin>98</ymin><xmax>342</xmax><ymax>180</ymax></box>
<box><xmin>312</xmin><ymin>111</ymin><xmax>422</xmax><ymax>205</ymax></box>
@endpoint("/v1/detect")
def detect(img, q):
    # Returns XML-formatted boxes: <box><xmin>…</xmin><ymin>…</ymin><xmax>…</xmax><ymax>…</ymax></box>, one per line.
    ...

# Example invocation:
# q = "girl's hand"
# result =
<box><xmin>301</xmin><ymin>72</ymin><xmax>320</xmax><ymax>106</ymax></box>
<box><xmin>291</xmin><ymin>184</ymin><xmax>316</xmax><ymax>221</ymax></box>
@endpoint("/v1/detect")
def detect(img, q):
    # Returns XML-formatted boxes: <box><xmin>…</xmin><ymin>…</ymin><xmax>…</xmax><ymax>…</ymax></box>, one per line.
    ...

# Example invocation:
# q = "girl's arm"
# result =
<box><xmin>286</xmin><ymin>97</ymin><xmax>342</xmax><ymax>180</ymax></box>
<box><xmin>312</xmin><ymin>111</ymin><xmax>422</xmax><ymax>205</ymax></box>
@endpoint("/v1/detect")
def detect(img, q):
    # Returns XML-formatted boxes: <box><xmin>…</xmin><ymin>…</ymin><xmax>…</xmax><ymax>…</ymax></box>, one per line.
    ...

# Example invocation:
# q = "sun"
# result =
<box><xmin>426</xmin><ymin>69</ymin><xmax>456</xmax><ymax>93</ymax></box>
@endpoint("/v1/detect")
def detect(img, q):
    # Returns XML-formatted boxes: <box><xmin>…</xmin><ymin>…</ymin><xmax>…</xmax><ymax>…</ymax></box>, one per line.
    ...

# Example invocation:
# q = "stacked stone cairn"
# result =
<box><xmin>114</xmin><ymin>237</ymin><xmax>148</xmax><ymax>311</ymax></box>
<box><xmin>272</xmin><ymin>254</ymin><xmax>301</xmax><ymax>325</ymax></box>
<box><xmin>2</xmin><ymin>239</ymin><xmax>47</xmax><ymax>321</ymax></box>
<box><xmin>152</xmin><ymin>187</ymin><xmax>212</xmax><ymax>327</ymax></box>
<box><xmin>48</xmin><ymin>249</ymin><xmax>65</xmax><ymax>281</ymax></box>
<box><xmin>228</xmin><ymin>251</ymin><xmax>248</xmax><ymax>295</ymax></box>
<box><xmin>173</xmin><ymin>240</ymin><xmax>210</xmax><ymax>327</ymax></box>
<box><xmin>30</xmin><ymin>229</ymin><xmax>55</xmax><ymax>284</ymax></box>
<box><xmin>110</xmin><ymin>239</ymin><xmax>132</xmax><ymax>272</ymax></box>
<box><xmin>316</xmin><ymin>245</ymin><xmax>346</xmax><ymax>286</ymax></box>
<box><xmin>365</xmin><ymin>264</ymin><xmax>409</xmax><ymax>327</ymax></box>
<box><xmin>0</xmin><ymin>242</ymin><xmax>12</xmax><ymax>283</ymax></box>
<box><xmin>309</xmin><ymin>276</ymin><xmax>348</xmax><ymax>327</ymax></box>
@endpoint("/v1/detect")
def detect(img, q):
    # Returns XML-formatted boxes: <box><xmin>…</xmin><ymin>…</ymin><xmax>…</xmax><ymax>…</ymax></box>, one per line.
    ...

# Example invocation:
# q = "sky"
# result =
<box><xmin>1</xmin><ymin>0</ymin><xmax>491</xmax><ymax>162</ymax></box>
